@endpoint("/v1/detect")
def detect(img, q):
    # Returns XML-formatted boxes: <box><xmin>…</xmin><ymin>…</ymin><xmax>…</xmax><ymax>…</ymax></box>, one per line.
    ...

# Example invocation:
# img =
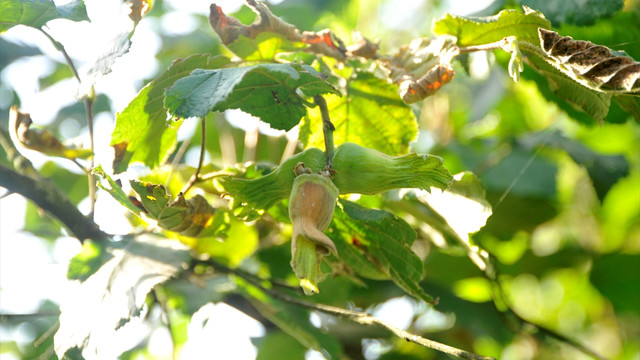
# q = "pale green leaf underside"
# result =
<box><xmin>301</xmin><ymin>72</ymin><xmax>418</xmax><ymax>156</ymax></box>
<box><xmin>526</xmin><ymin>50</ymin><xmax>611</xmax><ymax>124</ymax></box>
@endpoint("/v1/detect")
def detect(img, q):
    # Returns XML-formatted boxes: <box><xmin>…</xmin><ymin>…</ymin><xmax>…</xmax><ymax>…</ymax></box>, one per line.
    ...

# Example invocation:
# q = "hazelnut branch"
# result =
<box><xmin>313</xmin><ymin>95</ymin><xmax>335</xmax><ymax>172</ymax></box>
<box><xmin>180</xmin><ymin>116</ymin><xmax>206</xmax><ymax>195</ymax></box>
<box><xmin>205</xmin><ymin>258</ymin><xmax>495</xmax><ymax>360</ymax></box>
<box><xmin>39</xmin><ymin>27</ymin><xmax>97</xmax><ymax>219</ymax></box>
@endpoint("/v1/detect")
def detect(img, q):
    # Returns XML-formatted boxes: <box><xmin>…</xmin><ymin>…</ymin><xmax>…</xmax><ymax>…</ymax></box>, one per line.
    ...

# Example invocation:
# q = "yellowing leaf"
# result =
<box><xmin>9</xmin><ymin>105</ymin><xmax>91</xmax><ymax>160</ymax></box>
<box><xmin>129</xmin><ymin>180</ymin><xmax>216</xmax><ymax>237</ymax></box>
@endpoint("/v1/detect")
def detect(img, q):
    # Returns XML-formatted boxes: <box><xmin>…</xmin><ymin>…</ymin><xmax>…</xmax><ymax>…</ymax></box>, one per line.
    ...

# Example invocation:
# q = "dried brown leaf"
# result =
<box><xmin>208</xmin><ymin>1</ymin><xmax>347</xmax><ymax>60</ymax></box>
<box><xmin>346</xmin><ymin>31</ymin><xmax>379</xmax><ymax>59</ymax></box>
<box><xmin>9</xmin><ymin>105</ymin><xmax>91</xmax><ymax>160</ymax></box>
<box><xmin>400</xmin><ymin>64</ymin><xmax>456</xmax><ymax>104</ymax></box>
<box><xmin>539</xmin><ymin>28</ymin><xmax>640</xmax><ymax>93</ymax></box>
<box><xmin>379</xmin><ymin>36</ymin><xmax>459</xmax><ymax>103</ymax></box>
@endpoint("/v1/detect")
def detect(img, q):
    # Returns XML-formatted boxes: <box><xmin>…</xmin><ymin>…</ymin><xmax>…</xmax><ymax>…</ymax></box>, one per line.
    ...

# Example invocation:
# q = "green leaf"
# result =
<box><xmin>191</xmin><ymin>218</ymin><xmax>258</xmax><ymax>267</ymax></box>
<box><xmin>333</xmin><ymin>200</ymin><xmax>435</xmax><ymax>303</ymax></box>
<box><xmin>23</xmin><ymin>202</ymin><xmax>61</xmax><ymax>241</ymax></box>
<box><xmin>524</xmin><ymin>49</ymin><xmax>612</xmax><ymax>124</ymax></box>
<box><xmin>300</xmin><ymin>72</ymin><xmax>418</xmax><ymax>155</ymax></box>
<box><xmin>519</xmin><ymin>0</ymin><xmax>623</xmax><ymax>26</ymax></box>
<box><xmin>66</xmin><ymin>240</ymin><xmax>113</xmax><ymax>281</ymax></box>
<box><xmin>227</xmin><ymin>32</ymin><xmax>307</xmax><ymax>61</ymax></box>
<box><xmin>55</xmin><ymin>235</ymin><xmax>190</xmax><ymax>358</ymax></box>
<box><xmin>165</xmin><ymin>63</ymin><xmax>339</xmax><ymax>131</ymax></box>
<box><xmin>254</xmin><ymin>331</ymin><xmax>308</xmax><ymax>360</ymax></box>
<box><xmin>111</xmin><ymin>54</ymin><xmax>230</xmax><ymax>173</ymax></box>
<box><xmin>613</xmin><ymin>95</ymin><xmax>640</xmax><ymax>122</ymax></box>
<box><xmin>522</xmin><ymin>131</ymin><xmax>630</xmax><ymax>201</ymax></box>
<box><xmin>591</xmin><ymin>254</ymin><xmax>640</xmax><ymax>314</ymax></box>
<box><xmin>129</xmin><ymin>180</ymin><xmax>216</xmax><ymax>237</ymax></box>
<box><xmin>93</xmin><ymin>165</ymin><xmax>142</xmax><ymax>215</ymax></box>
<box><xmin>0</xmin><ymin>0</ymin><xmax>89</xmax><ymax>32</ymax></box>
<box><xmin>433</xmin><ymin>8</ymin><xmax>551</xmax><ymax>47</ymax></box>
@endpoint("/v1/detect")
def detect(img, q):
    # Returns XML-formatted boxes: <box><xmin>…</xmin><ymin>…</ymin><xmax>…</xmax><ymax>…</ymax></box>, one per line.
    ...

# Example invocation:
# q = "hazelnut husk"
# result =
<box><xmin>288</xmin><ymin>172</ymin><xmax>339</xmax><ymax>295</ymax></box>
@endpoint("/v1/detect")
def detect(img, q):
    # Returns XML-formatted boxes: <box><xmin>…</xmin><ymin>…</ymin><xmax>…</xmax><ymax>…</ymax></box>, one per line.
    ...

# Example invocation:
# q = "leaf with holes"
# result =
<box><xmin>538</xmin><ymin>28</ymin><xmax>639</xmax><ymax>94</ymax></box>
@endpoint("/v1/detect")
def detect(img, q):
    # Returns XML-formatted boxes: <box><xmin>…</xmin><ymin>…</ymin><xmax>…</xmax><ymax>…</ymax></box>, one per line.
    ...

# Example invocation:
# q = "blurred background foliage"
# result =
<box><xmin>0</xmin><ymin>0</ymin><xmax>638</xmax><ymax>359</ymax></box>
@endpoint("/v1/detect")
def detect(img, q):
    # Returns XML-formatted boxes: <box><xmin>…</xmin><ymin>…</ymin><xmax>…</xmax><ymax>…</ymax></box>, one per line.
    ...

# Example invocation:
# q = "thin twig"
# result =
<box><xmin>207</xmin><ymin>259</ymin><xmax>494</xmax><ymax>360</ymax></box>
<box><xmin>166</xmin><ymin>137</ymin><xmax>191</xmax><ymax>189</ymax></box>
<box><xmin>491</xmin><ymin>275</ymin><xmax>605</xmax><ymax>360</ymax></box>
<box><xmin>39</xmin><ymin>27</ymin><xmax>97</xmax><ymax>219</ymax></box>
<box><xmin>199</xmin><ymin>170</ymin><xmax>236</xmax><ymax>181</ymax></box>
<box><xmin>181</xmin><ymin>117</ymin><xmax>207</xmax><ymax>195</ymax></box>
<box><xmin>34</xmin><ymin>320</ymin><xmax>60</xmax><ymax>347</ymax></box>
<box><xmin>457</xmin><ymin>38</ymin><xmax>509</xmax><ymax>55</ymax></box>
<box><xmin>312</xmin><ymin>95</ymin><xmax>335</xmax><ymax>171</ymax></box>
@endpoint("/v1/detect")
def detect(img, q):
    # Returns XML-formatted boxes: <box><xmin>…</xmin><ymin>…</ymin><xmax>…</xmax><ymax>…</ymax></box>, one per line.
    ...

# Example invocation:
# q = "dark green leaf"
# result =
<box><xmin>0</xmin><ymin>0</ymin><xmax>89</xmax><ymax>32</ymax></box>
<box><xmin>300</xmin><ymin>72</ymin><xmax>418</xmax><ymax>155</ymax></box>
<box><xmin>519</xmin><ymin>0</ymin><xmax>623</xmax><ymax>26</ymax></box>
<box><xmin>254</xmin><ymin>331</ymin><xmax>308</xmax><ymax>360</ymax></box>
<box><xmin>591</xmin><ymin>254</ymin><xmax>640</xmax><ymax>314</ymax></box>
<box><xmin>613</xmin><ymin>95</ymin><xmax>640</xmax><ymax>122</ymax></box>
<box><xmin>165</xmin><ymin>63</ymin><xmax>339</xmax><ymax>131</ymax></box>
<box><xmin>433</xmin><ymin>8</ymin><xmax>551</xmax><ymax>47</ymax></box>
<box><xmin>333</xmin><ymin>200</ymin><xmax>435</xmax><ymax>303</ymax></box>
<box><xmin>521</xmin><ymin>131</ymin><xmax>630</xmax><ymax>201</ymax></box>
<box><xmin>111</xmin><ymin>54</ymin><xmax>230</xmax><ymax>173</ymax></box>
